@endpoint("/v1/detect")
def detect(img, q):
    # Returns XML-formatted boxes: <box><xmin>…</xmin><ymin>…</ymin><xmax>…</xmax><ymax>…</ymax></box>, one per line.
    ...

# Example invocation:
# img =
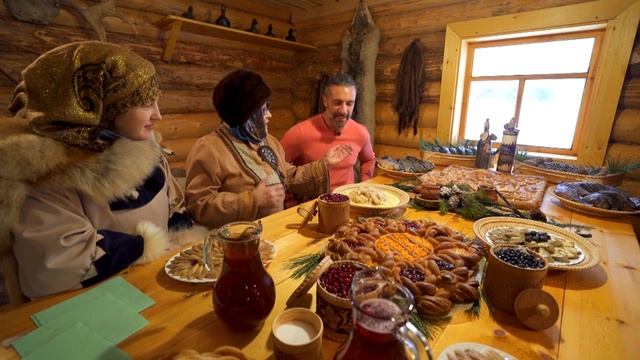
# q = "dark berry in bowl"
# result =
<box><xmin>319</xmin><ymin>262</ymin><xmax>361</xmax><ymax>299</ymax></box>
<box><xmin>319</xmin><ymin>193</ymin><xmax>350</xmax><ymax>203</ymax></box>
<box><xmin>494</xmin><ymin>247</ymin><xmax>546</xmax><ymax>269</ymax></box>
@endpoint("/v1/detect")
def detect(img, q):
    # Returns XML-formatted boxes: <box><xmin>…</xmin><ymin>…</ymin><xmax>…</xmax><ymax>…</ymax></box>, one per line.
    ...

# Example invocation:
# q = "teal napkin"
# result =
<box><xmin>14</xmin><ymin>290</ymin><xmax>148</xmax><ymax>356</ymax></box>
<box><xmin>32</xmin><ymin>276</ymin><xmax>154</xmax><ymax>326</ymax></box>
<box><xmin>23</xmin><ymin>323</ymin><xmax>130</xmax><ymax>360</ymax></box>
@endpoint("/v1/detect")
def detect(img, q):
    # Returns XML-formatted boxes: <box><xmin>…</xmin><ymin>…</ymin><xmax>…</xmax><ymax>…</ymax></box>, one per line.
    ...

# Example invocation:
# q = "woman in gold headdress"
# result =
<box><xmin>0</xmin><ymin>41</ymin><xmax>202</xmax><ymax>305</ymax></box>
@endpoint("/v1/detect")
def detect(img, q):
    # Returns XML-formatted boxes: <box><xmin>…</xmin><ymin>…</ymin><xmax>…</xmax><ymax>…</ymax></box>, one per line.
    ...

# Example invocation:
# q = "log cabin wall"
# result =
<box><xmin>293</xmin><ymin>0</ymin><xmax>640</xmax><ymax>194</ymax></box>
<box><xmin>612</xmin><ymin>33</ymin><xmax>640</xmax><ymax>195</ymax></box>
<box><xmin>0</xmin><ymin>0</ymin><xmax>298</xmax><ymax>172</ymax></box>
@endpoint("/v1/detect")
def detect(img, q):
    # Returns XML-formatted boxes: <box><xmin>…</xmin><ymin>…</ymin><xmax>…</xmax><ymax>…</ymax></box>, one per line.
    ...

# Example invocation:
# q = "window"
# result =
<box><xmin>437</xmin><ymin>0</ymin><xmax>639</xmax><ymax>165</ymax></box>
<box><xmin>460</xmin><ymin>31</ymin><xmax>602</xmax><ymax>155</ymax></box>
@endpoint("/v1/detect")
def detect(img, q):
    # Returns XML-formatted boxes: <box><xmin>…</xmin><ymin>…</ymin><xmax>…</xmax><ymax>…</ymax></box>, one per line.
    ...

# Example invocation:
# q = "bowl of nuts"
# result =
<box><xmin>316</xmin><ymin>260</ymin><xmax>368</xmax><ymax>341</ymax></box>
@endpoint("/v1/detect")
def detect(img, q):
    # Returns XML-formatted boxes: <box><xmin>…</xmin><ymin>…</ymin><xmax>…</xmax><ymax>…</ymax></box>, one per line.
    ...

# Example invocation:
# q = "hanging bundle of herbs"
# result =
<box><xmin>394</xmin><ymin>39</ymin><xmax>425</xmax><ymax>135</ymax></box>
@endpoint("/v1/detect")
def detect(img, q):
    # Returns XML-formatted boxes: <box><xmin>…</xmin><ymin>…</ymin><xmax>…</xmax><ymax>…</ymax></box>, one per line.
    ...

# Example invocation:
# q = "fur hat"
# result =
<box><xmin>213</xmin><ymin>70</ymin><xmax>270</xmax><ymax>127</ymax></box>
<box><xmin>10</xmin><ymin>41</ymin><xmax>159</xmax><ymax>151</ymax></box>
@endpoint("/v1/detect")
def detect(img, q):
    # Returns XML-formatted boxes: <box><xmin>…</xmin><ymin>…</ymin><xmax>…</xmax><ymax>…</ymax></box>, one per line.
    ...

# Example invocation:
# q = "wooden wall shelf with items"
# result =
<box><xmin>154</xmin><ymin>15</ymin><xmax>318</xmax><ymax>61</ymax></box>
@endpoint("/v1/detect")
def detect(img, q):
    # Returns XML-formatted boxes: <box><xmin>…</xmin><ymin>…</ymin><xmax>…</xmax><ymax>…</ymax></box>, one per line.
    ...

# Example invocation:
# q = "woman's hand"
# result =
<box><xmin>324</xmin><ymin>144</ymin><xmax>353</xmax><ymax>166</ymax></box>
<box><xmin>253</xmin><ymin>179</ymin><xmax>285</xmax><ymax>209</ymax></box>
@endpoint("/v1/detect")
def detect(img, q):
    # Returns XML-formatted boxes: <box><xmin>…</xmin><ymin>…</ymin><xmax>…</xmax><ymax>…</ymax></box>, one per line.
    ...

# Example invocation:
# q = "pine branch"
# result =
<box><xmin>285</xmin><ymin>252</ymin><xmax>325</xmax><ymax>279</ymax></box>
<box><xmin>546</xmin><ymin>217</ymin><xmax>594</xmax><ymax>231</ymax></box>
<box><xmin>409</xmin><ymin>310</ymin><xmax>451</xmax><ymax>341</ymax></box>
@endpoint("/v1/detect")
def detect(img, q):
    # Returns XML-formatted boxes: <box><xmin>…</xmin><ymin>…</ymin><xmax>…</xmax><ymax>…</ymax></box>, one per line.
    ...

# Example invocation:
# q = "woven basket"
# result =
<box><xmin>513</xmin><ymin>161</ymin><xmax>624</xmax><ymax>186</ymax></box>
<box><xmin>484</xmin><ymin>245</ymin><xmax>548</xmax><ymax>313</ymax></box>
<box><xmin>421</xmin><ymin>150</ymin><xmax>496</xmax><ymax>168</ymax></box>
<box><xmin>315</xmin><ymin>261</ymin><xmax>367</xmax><ymax>341</ymax></box>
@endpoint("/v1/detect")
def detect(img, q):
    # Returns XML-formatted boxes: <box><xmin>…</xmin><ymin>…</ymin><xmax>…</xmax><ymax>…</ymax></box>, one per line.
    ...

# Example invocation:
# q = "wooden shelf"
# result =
<box><xmin>154</xmin><ymin>15</ymin><xmax>317</xmax><ymax>60</ymax></box>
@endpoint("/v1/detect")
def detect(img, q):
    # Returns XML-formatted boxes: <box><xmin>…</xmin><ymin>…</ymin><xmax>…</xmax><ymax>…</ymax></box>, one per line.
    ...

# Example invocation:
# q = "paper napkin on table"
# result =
<box><xmin>12</xmin><ymin>276</ymin><xmax>153</xmax><ymax>359</ymax></box>
<box><xmin>22</xmin><ymin>323</ymin><xmax>130</xmax><ymax>360</ymax></box>
<box><xmin>32</xmin><ymin>276</ymin><xmax>154</xmax><ymax>326</ymax></box>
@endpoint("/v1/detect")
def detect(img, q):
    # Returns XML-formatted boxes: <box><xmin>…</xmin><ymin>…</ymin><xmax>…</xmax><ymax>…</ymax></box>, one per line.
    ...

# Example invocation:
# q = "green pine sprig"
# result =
<box><xmin>409</xmin><ymin>310</ymin><xmax>451</xmax><ymax>341</ymax></box>
<box><xmin>285</xmin><ymin>251</ymin><xmax>325</xmax><ymax>279</ymax></box>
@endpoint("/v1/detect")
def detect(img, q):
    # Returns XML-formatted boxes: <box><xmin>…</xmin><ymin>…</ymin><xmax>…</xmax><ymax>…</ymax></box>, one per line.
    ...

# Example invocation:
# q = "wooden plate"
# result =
<box><xmin>473</xmin><ymin>217</ymin><xmax>599</xmax><ymax>271</ymax></box>
<box><xmin>514</xmin><ymin>161</ymin><xmax>624</xmax><ymax>186</ymax></box>
<box><xmin>164</xmin><ymin>241</ymin><xmax>276</xmax><ymax>283</ymax></box>
<box><xmin>376</xmin><ymin>163</ymin><xmax>431</xmax><ymax>179</ymax></box>
<box><xmin>333</xmin><ymin>183</ymin><xmax>410</xmax><ymax>211</ymax></box>
<box><xmin>547</xmin><ymin>186</ymin><xmax>640</xmax><ymax>218</ymax></box>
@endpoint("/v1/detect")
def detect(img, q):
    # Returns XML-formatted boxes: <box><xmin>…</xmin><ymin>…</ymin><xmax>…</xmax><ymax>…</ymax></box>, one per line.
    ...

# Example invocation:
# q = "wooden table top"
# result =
<box><xmin>1</xmin><ymin>175</ymin><xmax>638</xmax><ymax>360</ymax></box>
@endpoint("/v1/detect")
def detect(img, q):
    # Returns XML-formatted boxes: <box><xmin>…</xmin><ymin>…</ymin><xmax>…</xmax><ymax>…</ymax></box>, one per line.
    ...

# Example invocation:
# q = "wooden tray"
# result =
<box><xmin>547</xmin><ymin>186</ymin><xmax>640</xmax><ymax>218</ymax></box>
<box><xmin>514</xmin><ymin>161</ymin><xmax>624</xmax><ymax>186</ymax></box>
<box><xmin>418</xmin><ymin>165</ymin><xmax>546</xmax><ymax>210</ymax></box>
<box><xmin>473</xmin><ymin>217</ymin><xmax>599</xmax><ymax>271</ymax></box>
<box><xmin>421</xmin><ymin>150</ymin><xmax>496</xmax><ymax>167</ymax></box>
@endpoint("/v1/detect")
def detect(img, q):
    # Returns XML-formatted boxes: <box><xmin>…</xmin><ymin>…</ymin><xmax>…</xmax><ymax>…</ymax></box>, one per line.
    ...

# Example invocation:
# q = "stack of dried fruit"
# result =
<box><xmin>326</xmin><ymin>218</ymin><xmax>484</xmax><ymax>317</ymax></box>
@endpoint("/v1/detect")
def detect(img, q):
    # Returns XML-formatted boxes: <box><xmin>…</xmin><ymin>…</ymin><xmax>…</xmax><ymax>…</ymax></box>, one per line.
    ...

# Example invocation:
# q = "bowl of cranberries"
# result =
<box><xmin>316</xmin><ymin>261</ymin><xmax>367</xmax><ymax>341</ymax></box>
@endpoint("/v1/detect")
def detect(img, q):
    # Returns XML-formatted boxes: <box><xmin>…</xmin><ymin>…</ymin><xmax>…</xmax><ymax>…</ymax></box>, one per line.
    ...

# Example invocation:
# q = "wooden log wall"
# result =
<box><xmin>611</xmin><ymin>31</ymin><xmax>640</xmax><ymax>195</ymax></box>
<box><xmin>0</xmin><ymin>0</ymin><xmax>297</xmax><ymax>171</ymax></box>
<box><xmin>293</xmin><ymin>0</ymin><xmax>638</xmax><ymax>188</ymax></box>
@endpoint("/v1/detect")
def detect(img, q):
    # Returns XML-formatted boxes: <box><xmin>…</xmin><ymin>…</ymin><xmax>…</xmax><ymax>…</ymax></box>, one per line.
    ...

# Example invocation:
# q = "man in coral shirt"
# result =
<box><xmin>281</xmin><ymin>74</ymin><xmax>375</xmax><ymax>194</ymax></box>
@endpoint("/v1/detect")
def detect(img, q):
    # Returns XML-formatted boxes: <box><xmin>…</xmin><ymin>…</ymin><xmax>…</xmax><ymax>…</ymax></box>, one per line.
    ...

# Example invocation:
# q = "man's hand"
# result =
<box><xmin>324</xmin><ymin>144</ymin><xmax>353</xmax><ymax>166</ymax></box>
<box><xmin>253</xmin><ymin>180</ymin><xmax>285</xmax><ymax>209</ymax></box>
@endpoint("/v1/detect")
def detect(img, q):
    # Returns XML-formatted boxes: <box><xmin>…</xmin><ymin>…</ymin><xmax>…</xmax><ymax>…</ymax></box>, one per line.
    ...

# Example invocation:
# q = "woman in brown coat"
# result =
<box><xmin>185</xmin><ymin>70</ymin><xmax>351</xmax><ymax>228</ymax></box>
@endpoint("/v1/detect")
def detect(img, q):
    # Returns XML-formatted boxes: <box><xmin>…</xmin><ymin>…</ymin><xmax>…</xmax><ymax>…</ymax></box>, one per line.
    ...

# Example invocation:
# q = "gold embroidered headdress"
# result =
<box><xmin>10</xmin><ymin>41</ymin><xmax>159</xmax><ymax>151</ymax></box>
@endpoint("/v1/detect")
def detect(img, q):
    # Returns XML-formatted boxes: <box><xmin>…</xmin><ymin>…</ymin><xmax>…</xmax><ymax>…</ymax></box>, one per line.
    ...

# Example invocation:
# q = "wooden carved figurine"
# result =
<box><xmin>475</xmin><ymin>118</ymin><xmax>497</xmax><ymax>169</ymax></box>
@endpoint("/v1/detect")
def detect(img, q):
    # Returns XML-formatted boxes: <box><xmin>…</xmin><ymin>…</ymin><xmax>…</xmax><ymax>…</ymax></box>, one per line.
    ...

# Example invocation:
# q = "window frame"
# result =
<box><xmin>437</xmin><ymin>0</ymin><xmax>640</xmax><ymax>165</ymax></box>
<box><xmin>459</xmin><ymin>30</ymin><xmax>604</xmax><ymax>156</ymax></box>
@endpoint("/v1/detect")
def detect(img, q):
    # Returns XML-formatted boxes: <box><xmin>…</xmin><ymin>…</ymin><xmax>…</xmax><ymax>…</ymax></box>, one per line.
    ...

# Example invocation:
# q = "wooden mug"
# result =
<box><xmin>317</xmin><ymin>194</ymin><xmax>350</xmax><ymax>234</ymax></box>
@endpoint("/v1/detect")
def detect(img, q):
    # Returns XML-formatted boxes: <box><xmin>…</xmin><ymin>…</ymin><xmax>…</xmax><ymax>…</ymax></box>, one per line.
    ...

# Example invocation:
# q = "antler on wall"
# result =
<box><xmin>62</xmin><ymin>0</ymin><xmax>137</xmax><ymax>42</ymax></box>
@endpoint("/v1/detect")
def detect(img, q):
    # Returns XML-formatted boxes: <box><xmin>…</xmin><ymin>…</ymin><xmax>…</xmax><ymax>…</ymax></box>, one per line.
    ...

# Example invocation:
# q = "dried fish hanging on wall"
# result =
<box><xmin>309</xmin><ymin>72</ymin><xmax>330</xmax><ymax>117</ymax></box>
<box><xmin>394</xmin><ymin>39</ymin><xmax>425</xmax><ymax>135</ymax></box>
<box><xmin>341</xmin><ymin>0</ymin><xmax>380</xmax><ymax>141</ymax></box>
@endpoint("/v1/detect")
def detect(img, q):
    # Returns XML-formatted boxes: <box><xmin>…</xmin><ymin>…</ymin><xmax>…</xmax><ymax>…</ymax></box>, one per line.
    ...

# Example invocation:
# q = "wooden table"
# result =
<box><xmin>1</xmin><ymin>176</ymin><xmax>639</xmax><ymax>360</ymax></box>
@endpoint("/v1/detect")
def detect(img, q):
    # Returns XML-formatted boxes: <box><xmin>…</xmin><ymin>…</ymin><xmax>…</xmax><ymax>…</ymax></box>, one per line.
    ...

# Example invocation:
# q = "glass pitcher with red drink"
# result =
<box><xmin>334</xmin><ymin>269</ymin><xmax>432</xmax><ymax>360</ymax></box>
<box><xmin>204</xmin><ymin>221</ymin><xmax>275</xmax><ymax>329</ymax></box>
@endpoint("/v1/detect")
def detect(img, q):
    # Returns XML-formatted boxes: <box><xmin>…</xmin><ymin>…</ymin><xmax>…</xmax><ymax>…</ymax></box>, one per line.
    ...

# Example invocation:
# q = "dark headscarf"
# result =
<box><xmin>212</xmin><ymin>70</ymin><xmax>271</xmax><ymax>144</ymax></box>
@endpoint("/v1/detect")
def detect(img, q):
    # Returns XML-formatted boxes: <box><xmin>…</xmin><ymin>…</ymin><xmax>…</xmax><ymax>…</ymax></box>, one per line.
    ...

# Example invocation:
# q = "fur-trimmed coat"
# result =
<box><xmin>0</xmin><ymin>118</ymin><xmax>205</xmax><ymax>306</ymax></box>
<box><xmin>185</xmin><ymin>126</ymin><xmax>329</xmax><ymax>228</ymax></box>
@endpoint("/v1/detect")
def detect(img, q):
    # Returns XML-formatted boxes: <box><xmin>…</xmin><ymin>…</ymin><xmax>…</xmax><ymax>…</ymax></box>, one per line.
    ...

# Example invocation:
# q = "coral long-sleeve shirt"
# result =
<box><xmin>280</xmin><ymin>114</ymin><xmax>376</xmax><ymax>191</ymax></box>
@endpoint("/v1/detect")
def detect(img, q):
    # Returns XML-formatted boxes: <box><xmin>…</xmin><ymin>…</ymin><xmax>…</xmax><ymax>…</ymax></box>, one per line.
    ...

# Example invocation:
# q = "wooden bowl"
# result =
<box><xmin>315</xmin><ymin>261</ymin><xmax>367</xmax><ymax>341</ymax></box>
<box><xmin>483</xmin><ymin>245</ymin><xmax>548</xmax><ymax>313</ymax></box>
